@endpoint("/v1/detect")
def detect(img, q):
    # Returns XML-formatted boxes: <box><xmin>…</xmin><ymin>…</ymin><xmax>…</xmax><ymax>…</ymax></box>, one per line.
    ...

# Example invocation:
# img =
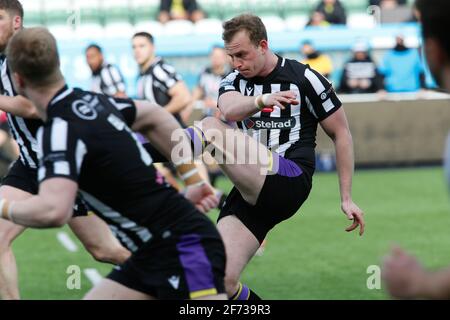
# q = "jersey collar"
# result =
<box><xmin>141</xmin><ymin>56</ymin><xmax>162</xmax><ymax>75</ymax></box>
<box><xmin>48</xmin><ymin>84</ymin><xmax>73</xmax><ymax>107</ymax></box>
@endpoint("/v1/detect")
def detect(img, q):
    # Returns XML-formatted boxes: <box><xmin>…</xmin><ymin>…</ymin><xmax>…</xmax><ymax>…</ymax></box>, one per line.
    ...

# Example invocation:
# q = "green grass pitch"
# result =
<box><xmin>12</xmin><ymin>167</ymin><xmax>450</xmax><ymax>299</ymax></box>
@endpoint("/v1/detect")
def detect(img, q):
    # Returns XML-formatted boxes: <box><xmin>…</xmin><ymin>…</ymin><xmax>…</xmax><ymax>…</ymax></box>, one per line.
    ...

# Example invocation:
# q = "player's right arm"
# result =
<box><xmin>0</xmin><ymin>120</ymin><xmax>80</xmax><ymax>228</ymax></box>
<box><xmin>217</xmin><ymin>72</ymin><xmax>298</xmax><ymax>122</ymax></box>
<box><xmin>0</xmin><ymin>178</ymin><xmax>77</xmax><ymax>228</ymax></box>
<box><xmin>0</xmin><ymin>94</ymin><xmax>40</xmax><ymax>119</ymax></box>
<box><xmin>218</xmin><ymin>91</ymin><xmax>298</xmax><ymax>122</ymax></box>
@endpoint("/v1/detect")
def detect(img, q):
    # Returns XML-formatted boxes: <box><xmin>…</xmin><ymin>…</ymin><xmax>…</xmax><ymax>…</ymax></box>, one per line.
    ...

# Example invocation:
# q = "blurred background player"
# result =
<box><xmin>185</xmin><ymin>45</ymin><xmax>230</xmax><ymax>123</ymax></box>
<box><xmin>184</xmin><ymin>45</ymin><xmax>230</xmax><ymax>187</ymax></box>
<box><xmin>133</xmin><ymin>31</ymin><xmax>191</xmax><ymax>190</ymax></box>
<box><xmin>383</xmin><ymin>0</ymin><xmax>450</xmax><ymax>299</ymax></box>
<box><xmin>85</xmin><ymin>44</ymin><xmax>127</xmax><ymax>98</ymax></box>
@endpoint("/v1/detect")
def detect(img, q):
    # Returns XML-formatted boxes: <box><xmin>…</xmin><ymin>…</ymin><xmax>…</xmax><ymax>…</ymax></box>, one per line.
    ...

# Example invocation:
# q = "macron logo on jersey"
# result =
<box><xmin>168</xmin><ymin>276</ymin><xmax>180</xmax><ymax>290</ymax></box>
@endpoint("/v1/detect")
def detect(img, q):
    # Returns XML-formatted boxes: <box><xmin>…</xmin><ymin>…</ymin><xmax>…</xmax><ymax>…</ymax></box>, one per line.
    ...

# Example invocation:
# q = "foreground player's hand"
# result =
<box><xmin>342</xmin><ymin>200</ymin><xmax>365</xmax><ymax>236</ymax></box>
<box><xmin>382</xmin><ymin>246</ymin><xmax>428</xmax><ymax>299</ymax></box>
<box><xmin>183</xmin><ymin>182</ymin><xmax>219</xmax><ymax>214</ymax></box>
<box><xmin>263</xmin><ymin>91</ymin><xmax>299</xmax><ymax>111</ymax></box>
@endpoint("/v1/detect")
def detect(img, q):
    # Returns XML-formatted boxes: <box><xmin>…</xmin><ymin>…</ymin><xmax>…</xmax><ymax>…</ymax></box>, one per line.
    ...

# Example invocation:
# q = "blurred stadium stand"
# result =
<box><xmin>16</xmin><ymin>0</ymin><xmax>449</xmax><ymax>167</ymax></box>
<box><xmin>20</xmin><ymin>0</ymin><xmax>424</xmax><ymax>98</ymax></box>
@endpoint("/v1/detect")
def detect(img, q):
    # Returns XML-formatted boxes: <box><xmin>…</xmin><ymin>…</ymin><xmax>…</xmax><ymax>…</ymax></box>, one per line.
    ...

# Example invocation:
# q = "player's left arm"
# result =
<box><xmin>0</xmin><ymin>178</ymin><xmax>77</xmax><ymax>228</ymax></box>
<box><xmin>320</xmin><ymin>108</ymin><xmax>365</xmax><ymax>236</ymax></box>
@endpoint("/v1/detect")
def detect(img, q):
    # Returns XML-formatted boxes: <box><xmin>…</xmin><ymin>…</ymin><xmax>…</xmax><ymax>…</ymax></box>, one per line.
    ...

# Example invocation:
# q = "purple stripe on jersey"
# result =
<box><xmin>272</xmin><ymin>153</ymin><xmax>303</xmax><ymax>178</ymax></box>
<box><xmin>136</xmin><ymin>133</ymin><xmax>149</xmax><ymax>144</ymax></box>
<box><xmin>176</xmin><ymin>234</ymin><xmax>216</xmax><ymax>293</ymax></box>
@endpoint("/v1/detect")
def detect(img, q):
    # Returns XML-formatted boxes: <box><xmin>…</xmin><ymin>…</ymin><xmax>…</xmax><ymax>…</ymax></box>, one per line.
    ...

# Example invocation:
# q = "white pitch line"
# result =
<box><xmin>56</xmin><ymin>231</ymin><xmax>78</xmax><ymax>252</ymax></box>
<box><xmin>84</xmin><ymin>268</ymin><xmax>103</xmax><ymax>286</ymax></box>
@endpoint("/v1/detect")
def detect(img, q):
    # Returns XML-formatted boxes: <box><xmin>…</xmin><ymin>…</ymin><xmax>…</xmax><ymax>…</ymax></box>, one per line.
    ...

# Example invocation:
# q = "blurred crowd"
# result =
<box><xmin>155</xmin><ymin>0</ymin><xmax>416</xmax><ymax>26</ymax></box>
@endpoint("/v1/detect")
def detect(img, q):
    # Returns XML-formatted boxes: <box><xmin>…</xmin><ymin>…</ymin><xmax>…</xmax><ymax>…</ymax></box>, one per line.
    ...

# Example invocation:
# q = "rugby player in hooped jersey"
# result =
<box><xmin>187</xmin><ymin>14</ymin><xmax>365</xmax><ymax>300</ymax></box>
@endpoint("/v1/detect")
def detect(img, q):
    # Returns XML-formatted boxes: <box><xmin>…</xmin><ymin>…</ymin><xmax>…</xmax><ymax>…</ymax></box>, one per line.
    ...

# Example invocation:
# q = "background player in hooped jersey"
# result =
<box><xmin>0</xmin><ymin>0</ymin><xmax>133</xmax><ymax>300</ymax></box>
<box><xmin>186</xmin><ymin>14</ymin><xmax>365</xmax><ymax>299</ymax></box>
<box><xmin>0</xmin><ymin>27</ymin><xmax>226</xmax><ymax>300</ymax></box>
<box><xmin>132</xmin><ymin>31</ymin><xmax>212</xmax><ymax>194</ymax></box>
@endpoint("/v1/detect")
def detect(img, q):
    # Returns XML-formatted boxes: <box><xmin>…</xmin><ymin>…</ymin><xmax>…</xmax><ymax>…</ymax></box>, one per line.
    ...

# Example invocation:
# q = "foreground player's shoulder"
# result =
<box><xmin>48</xmin><ymin>88</ymin><xmax>101</xmax><ymax>127</ymax></box>
<box><xmin>282</xmin><ymin>57</ymin><xmax>309</xmax><ymax>80</ymax></box>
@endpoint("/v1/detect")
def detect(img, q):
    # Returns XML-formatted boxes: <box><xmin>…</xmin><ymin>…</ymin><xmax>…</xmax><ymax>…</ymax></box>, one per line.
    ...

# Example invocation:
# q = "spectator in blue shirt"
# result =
<box><xmin>380</xmin><ymin>35</ymin><xmax>426</xmax><ymax>92</ymax></box>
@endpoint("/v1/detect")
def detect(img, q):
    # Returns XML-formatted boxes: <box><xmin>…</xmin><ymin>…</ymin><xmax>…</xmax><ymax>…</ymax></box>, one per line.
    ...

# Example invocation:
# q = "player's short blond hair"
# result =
<box><xmin>6</xmin><ymin>27</ymin><xmax>63</xmax><ymax>87</ymax></box>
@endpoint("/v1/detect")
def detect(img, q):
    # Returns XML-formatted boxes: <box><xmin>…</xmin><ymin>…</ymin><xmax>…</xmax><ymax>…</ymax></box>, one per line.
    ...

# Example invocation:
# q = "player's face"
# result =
<box><xmin>132</xmin><ymin>36</ymin><xmax>154</xmax><ymax>66</ymax></box>
<box><xmin>225</xmin><ymin>30</ymin><xmax>266</xmax><ymax>78</ymax></box>
<box><xmin>86</xmin><ymin>48</ymin><xmax>103</xmax><ymax>72</ymax></box>
<box><xmin>210</xmin><ymin>48</ymin><xmax>228</xmax><ymax>70</ymax></box>
<box><xmin>0</xmin><ymin>10</ymin><xmax>15</xmax><ymax>52</ymax></box>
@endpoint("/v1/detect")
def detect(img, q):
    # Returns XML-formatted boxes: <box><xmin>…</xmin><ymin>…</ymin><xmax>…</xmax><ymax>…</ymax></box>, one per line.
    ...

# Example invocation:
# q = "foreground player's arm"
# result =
<box><xmin>320</xmin><ymin>108</ymin><xmax>364</xmax><ymax>236</ymax></box>
<box><xmin>383</xmin><ymin>247</ymin><xmax>450</xmax><ymax>299</ymax></box>
<box><xmin>0</xmin><ymin>178</ymin><xmax>77</xmax><ymax>228</ymax></box>
<box><xmin>130</xmin><ymin>100</ymin><xmax>218</xmax><ymax>212</ymax></box>
<box><xmin>132</xmin><ymin>100</ymin><xmax>191</xmax><ymax>161</ymax></box>
<box><xmin>165</xmin><ymin>81</ymin><xmax>191</xmax><ymax>115</ymax></box>
<box><xmin>0</xmin><ymin>94</ymin><xmax>39</xmax><ymax>119</ymax></box>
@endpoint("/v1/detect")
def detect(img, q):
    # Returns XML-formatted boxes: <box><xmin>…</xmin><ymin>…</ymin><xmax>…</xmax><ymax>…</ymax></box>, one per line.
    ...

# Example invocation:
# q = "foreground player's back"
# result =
<box><xmin>39</xmin><ymin>86</ymin><xmax>192</xmax><ymax>228</ymax></box>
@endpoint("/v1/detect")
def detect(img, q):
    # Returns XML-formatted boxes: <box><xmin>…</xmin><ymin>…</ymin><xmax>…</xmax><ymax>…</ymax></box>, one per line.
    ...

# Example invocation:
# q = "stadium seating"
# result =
<box><xmin>23</xmin><ymin>0</ymin><xmax>400</xmax><ymax>26</ymax></box>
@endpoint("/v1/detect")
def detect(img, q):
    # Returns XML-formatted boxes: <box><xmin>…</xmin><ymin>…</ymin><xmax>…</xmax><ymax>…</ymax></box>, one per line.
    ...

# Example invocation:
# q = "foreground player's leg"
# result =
<box><xmin>68</xmin><ymin>214</ymin><xmax>131</xmax><ymax>265</ymax></box>
<box><xmin>0</xmin><ymin>186</ymin><xmax>32</xmax><ymax>300</ymax></box>
<box><xmin>84</xmin><ymin>278</ymin><xmax>227</xmax><ymax>300</ymax></box>
<box><xmin>217</xmin><ymin>215</ymin><xmax>261</xmax><ymax>300</ymax></box>
<box><xmin>83</xmin><ymin>278</ymin><xmax>155</xmax><ymax>300</ymax></box>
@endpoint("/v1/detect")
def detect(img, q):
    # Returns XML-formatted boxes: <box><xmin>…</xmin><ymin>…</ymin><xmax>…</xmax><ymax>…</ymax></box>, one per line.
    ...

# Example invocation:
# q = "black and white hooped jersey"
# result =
<box><xmin>0</xmin><ymin>55</ymin><xmax>42</xmax><ymax>169</ymax></box>
<box><xmin>219</xmin><ymin>55</ymin><xmax>342</xmax><ymax>168</ymax></box>
<box><xmin>37</xmin><ymin>86</ymin><xmax>194</xmax><ymax>251</ymax></box>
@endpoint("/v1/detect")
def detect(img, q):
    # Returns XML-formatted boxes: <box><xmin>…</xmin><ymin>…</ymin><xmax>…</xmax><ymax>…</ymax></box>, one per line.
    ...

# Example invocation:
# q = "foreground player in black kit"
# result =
<box><xmin>0</xmin><ymin>27</ymin><xmax>226</xmax><ymax>300</ymax></box>
<box><xmin>0</xmin><ymin>0</ymin><xmax>133</xmax><ymax>300</ymax></box>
